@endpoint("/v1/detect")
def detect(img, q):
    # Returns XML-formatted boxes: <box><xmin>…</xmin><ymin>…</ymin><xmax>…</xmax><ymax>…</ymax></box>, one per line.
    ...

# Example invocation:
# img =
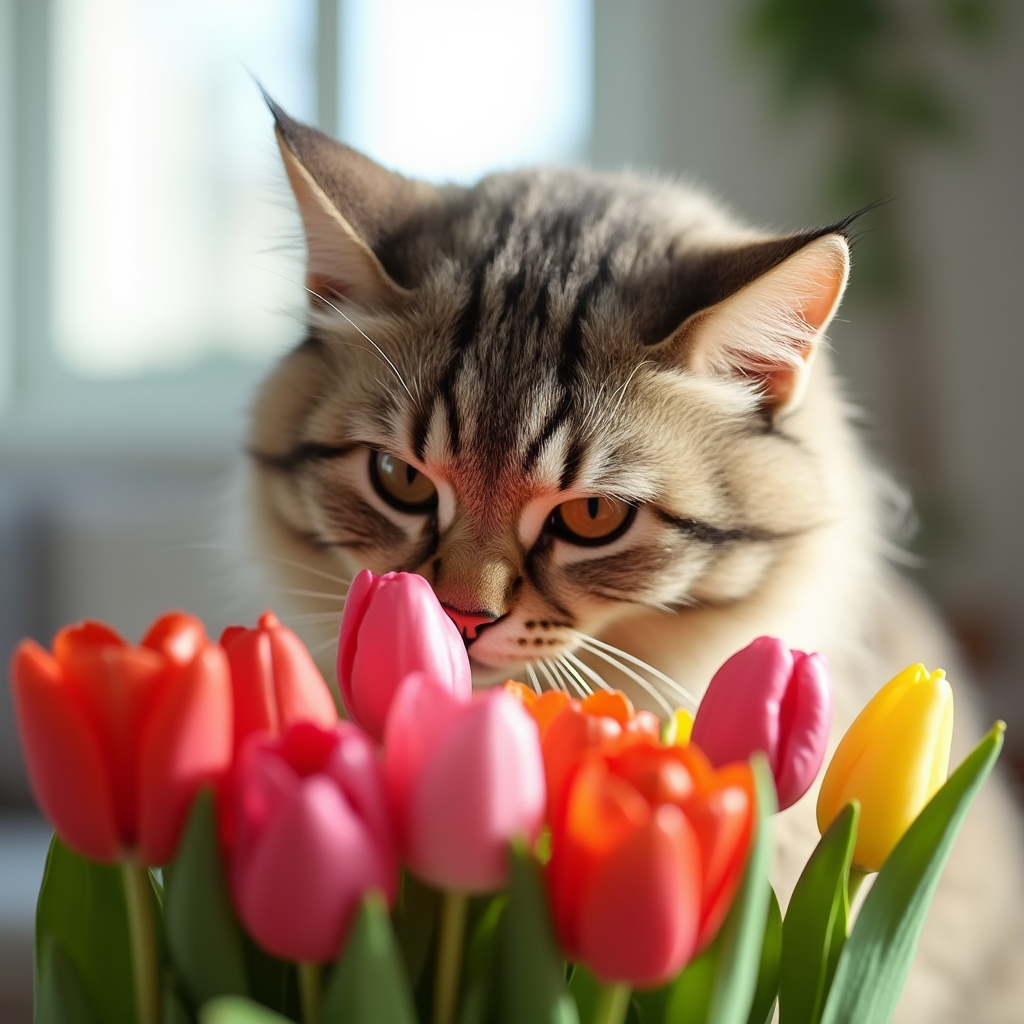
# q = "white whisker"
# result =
<box><xmin>563</xmin><ymin>651</ymin><xmax>614</xmax><ymax>695</ymax></box>
<box><xmin>573</xmin><ymin>633</ymin><xmax>698</xmax><ymax>711</ymax></box>
<box><xmin>309</xmin><ymin>635</ymin><xmax>339</xmax><ymax>657</ymax></box>
<box><xmin>275</xmin><ymin>587</ymin><xmax>350</xmax><ymax>602</ymax></box>
<box><xmin>544</xmin><ymin>657</ymin><xmax>578</xmax><ymax>698</ymax></box>
<box><xmin>572</xmin><ymin>642</ymin><xmax>676</xmax><ymax>719</ymax></box>
<box><xmin>556</xmin><ymin>653</ymin><xmax>593</xmax><ymax>697</ymax></box>
<box><xmin>525</xmin><ymin>661</ymin><xmax>543</xmax><ymax>694</ymax></box>
<box><xmin>535</xmin><ymin>658</ymin><xmax>565</xmax><ymax>694</ymax></box>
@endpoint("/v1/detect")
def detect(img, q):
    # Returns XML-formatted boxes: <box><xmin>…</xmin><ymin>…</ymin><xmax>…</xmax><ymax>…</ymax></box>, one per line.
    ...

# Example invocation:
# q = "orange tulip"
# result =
<box><xmin>547</xmin><ymin>741</ymin><xmax>755</xmax><ymax>987</ymax></box>
<box><xmin>10</xmin><ymin>614</ymin><xmax>232</xmax><ymax>865</ymax></box>
<box><xmin>504</xmin><ymin>683</ymin><xmax>660</xmax><ymax>822</ymax></box>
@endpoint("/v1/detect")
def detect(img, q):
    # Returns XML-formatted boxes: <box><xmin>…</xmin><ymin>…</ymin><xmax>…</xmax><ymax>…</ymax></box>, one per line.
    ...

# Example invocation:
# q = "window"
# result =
<box><xmin>0</xmin><ymin>0</ymin><xmax>592</xmax><ymax>454</ymax></box>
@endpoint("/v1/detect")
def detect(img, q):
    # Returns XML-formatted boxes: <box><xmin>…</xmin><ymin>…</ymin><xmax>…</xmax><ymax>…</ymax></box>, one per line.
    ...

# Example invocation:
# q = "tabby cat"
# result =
<box><xmin>244</xmin><ymin>101</ymin><xmax>1024</xmax><ymax>1021</ymax></box>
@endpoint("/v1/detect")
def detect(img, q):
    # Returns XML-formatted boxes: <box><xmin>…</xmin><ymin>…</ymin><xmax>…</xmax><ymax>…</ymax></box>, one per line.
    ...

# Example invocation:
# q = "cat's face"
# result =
<box><xmin>249</xmin><ymin>103</ymin><xmax>851</xmax><ymax>687</ymax></box>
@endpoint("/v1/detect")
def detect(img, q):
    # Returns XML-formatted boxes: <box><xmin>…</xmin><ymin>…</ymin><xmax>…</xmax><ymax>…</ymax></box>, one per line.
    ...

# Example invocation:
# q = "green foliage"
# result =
<box><xmin>35</xmin><ymin>838</ymin><xmax>142</xmax><ymax>1024</ymax></box>
<box><xmin>819</xmin><ymin>723</ymin><xmax>1005</xmax><ymax>1024</ymax></box>
<box><xmin>495</xmin><ymin>844</ymin><xmax>579</xmax><ymax>1024</ymax></box>
<box><xmin>779</xmin><ymin>803</ymin><xmax>859</xmax><ymax>1024</ymax></box>
<box><xmin>200</xmin><ymin>998</ymin><xmax>293</xmax><ymax>1024</ymax></box>
<box><xmin>165</xmin><ymin>789</ymin><xmax>249</xmax><ymax>1005</ymax></box>
<box><xmin>319</xmin><ymin>893</ymin><xmax>418</xmax><ymax>1024</ymax></box>
<box><xmin>747</xmin><ymin>888</ymin><xmax>782</xmax><ymax>1024</ymax></box>
<box><xmin>36</xmin><ymin>935</ymin><xmax>98</xmax><ymax>1024</ymax></box>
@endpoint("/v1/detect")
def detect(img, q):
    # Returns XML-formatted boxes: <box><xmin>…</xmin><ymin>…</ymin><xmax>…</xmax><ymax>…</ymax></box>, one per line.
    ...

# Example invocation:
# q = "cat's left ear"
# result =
<box><xmin>664</xmin><ymin>233</ymin><xmax>850</xmax><ymax>417</ymax></box>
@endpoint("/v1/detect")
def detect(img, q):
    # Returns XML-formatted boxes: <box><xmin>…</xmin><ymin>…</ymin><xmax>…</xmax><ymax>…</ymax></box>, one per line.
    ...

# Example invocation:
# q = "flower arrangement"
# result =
<box><xmin>8</xmin><ymin>571</ymin><xmax>1004</xmax><ymax>1024</ymax></box>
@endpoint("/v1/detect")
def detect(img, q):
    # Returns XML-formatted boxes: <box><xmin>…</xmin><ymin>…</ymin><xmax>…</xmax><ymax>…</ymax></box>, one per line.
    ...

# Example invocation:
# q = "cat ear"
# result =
<box><xmin>665</xmin><ymin>232</ymin><xmax>850</xmax><ymax>417</ymax></box>
<box><xmin>268</xmin><ymin>96</ymin><xmax>432</xmax><ymax>308</ymax></box>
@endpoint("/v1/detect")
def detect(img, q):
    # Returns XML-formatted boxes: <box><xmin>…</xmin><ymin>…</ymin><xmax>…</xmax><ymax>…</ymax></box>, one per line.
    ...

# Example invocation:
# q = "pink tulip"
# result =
<box><xmin>220</xmin><ymin>611</ymin><xmax>337</xmax><ymax>754</ymax></box>
<box><xmin>383</xmin><ymin>672</ymin><xmax>545</xmax><ymax>892</ymax></box>
<box><xmin>690</xmin><ymin>636</ymin><xmax>832</xmax><ymax>810</ymax></box>
<box><xmin>226</xmin><ymin>721</ymin><xmax>397</xmax><ymax>963</ymax></box>
<box><xmin>338</xmin><ymin>570</ymin><xmax>472</xmax><ymax>743</ymax></box>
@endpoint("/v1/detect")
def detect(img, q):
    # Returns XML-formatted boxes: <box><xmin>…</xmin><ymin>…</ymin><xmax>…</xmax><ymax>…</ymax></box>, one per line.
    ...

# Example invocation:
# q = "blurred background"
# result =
<box><xmin>0</xmin><ymin>1</ymin><xmax>1021</xmax><ymax>1017</ymax></box>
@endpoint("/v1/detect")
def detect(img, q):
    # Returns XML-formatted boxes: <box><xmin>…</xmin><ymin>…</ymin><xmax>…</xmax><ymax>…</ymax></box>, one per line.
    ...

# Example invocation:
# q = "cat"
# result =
<box><xmin>242</xmin><ymin>100</ymin><xmax>1024</xmax><ymax>1022</ymax></box>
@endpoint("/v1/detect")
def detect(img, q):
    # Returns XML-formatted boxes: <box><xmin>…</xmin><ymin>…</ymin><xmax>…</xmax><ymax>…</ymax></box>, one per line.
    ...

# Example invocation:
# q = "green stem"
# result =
<box><xmin>591</xmin><ymin>982</ymin><xmax>632</xmax><ymax>1024</ymax></box>
<box><xmin>847</xmin><ymin>866</ymin><xmax>872</xmax><ymax>910</ymax></box>
<box><xmin>121</xmin><ymin>860</ymin><xmax>160</xmax><ymax>1024</ymax></box>
<box><xmin>433</xmin><ymin>890</ymin><xmax>469</xmax><ymax>1024</ymax></box>
<box><xmin>298</xmin><ymin>961</ymin><xmax>321</xmax><ymax>1024</ymax></box>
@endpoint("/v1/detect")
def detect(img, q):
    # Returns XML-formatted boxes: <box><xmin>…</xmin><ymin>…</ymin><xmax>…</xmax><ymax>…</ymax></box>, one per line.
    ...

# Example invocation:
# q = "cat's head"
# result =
<box><xmin>249</xmin><ymin>102</ymin><xmax>853</xmax><ymax>687</ymax></box>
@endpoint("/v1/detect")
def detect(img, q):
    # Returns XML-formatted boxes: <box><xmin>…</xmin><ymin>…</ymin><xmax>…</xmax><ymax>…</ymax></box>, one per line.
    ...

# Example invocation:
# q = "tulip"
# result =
<box><xmin>338</xmin><ymin>570</ymin><xmax>472</xmax><ymax>743</ymax></box>
<box><xmin>548</xmin><ymin>741</ymin><xmax>755</xmax><ymax>987</ymax></box>
<box><xmin>384</xmin><ymin>671</ymin><xmax>545</xmax><ymax>892</ymax></box>
<box><xmin>816</xmin><ymin>662</ymin><xmax>953</xmax><ymax>871</ymax></box>
<box><xmin>691</xmin><ymin>636</ymin><xmax>832</xmax><ymax>811</ymax></box>
<box><xmin>9</xmin><ymin>614</ymin><xmax>231</xmax><ymax>865</ymax></box>
<box><xmin>227</xmin><ymin>720</ymin><xmax>397</xmax><ymax>963</ymax></box>
<box><xmin>512</xmin><ymin>685</ymin><xmax>660</xmax><ymax>822</ymax></box>
<box><xmin>220</xmin><ymin>611</ymin><xmax>337</xmax><ymax>753</ymax></box>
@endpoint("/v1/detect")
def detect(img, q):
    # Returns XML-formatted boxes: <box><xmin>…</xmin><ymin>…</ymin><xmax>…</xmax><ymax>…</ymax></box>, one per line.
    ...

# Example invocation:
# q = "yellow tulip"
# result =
<box><xmin>816</xmin><ymin>663</ymin><xmax>954</xmax><ymax>871</ymax></box>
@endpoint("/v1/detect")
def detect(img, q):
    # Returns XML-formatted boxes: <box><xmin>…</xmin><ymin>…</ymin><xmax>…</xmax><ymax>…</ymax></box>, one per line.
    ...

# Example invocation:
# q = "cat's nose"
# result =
<box><xmin>442</xmin><ymin>605</ymin><xmax>498</xmax><ymax>644</ymax></box>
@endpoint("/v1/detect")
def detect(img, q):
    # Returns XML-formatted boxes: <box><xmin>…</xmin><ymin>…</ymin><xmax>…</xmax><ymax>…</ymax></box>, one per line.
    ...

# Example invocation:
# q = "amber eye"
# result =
<box><xmin>369</xmin><ymin>451</ymin><xmax>438</xmax><ymax>513</ymax></box>
<box><xmin>549</xmin><ymin>496</ymin><xmax>635</xmax><ymax>546</ymax></box>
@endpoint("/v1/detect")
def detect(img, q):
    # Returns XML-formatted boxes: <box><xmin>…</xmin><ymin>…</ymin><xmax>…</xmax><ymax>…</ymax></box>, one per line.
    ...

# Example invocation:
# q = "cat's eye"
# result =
<box><xmin>549</xmin><ymin>496</ymin><xmax>636</xmax><ymax>546</ymax></box>
<box><xmin>369</xmin><ymin>451</ymin><xmax>438</xmax><ymax>513</ymax></box>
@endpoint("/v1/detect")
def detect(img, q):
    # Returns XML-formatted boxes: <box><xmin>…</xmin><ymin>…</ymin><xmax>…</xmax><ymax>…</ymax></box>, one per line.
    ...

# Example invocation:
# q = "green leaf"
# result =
<box><xmin>747</xmin><ymin>887</ymin><xmax>782</xmax><ymax>1024</ymax></box>
<box><xmin>780</xmin><ymin>802</ymin><xmax>859</xmax><ymax>1024</ymax></box>
<box><xmin>165</xmin><ymin>789</ymin><xmax>249</xmax><ymax>1004</ymax></box>
<box><xmin>665</xmin><ymin>755</ymin><xmax>776</xmax><ymax>1024</ymax></box>
<box><xmin>456</xmin><ymin>895</ymin><xmax>507</xmax><ymax>1023</ymax></box>
<box><xmin>319</xmin><ymin>891</ymin><xmax>418</xmax><ymax>1024</ymax></box>
<box><xmin>495</xmin><ymin>844</ymin><xmax>579</xmax><ymax>1024</ymax></box>
<box><xmin>163</xmin><ymin>978</ymin><xmax>195</xmax><ymax>1024</ymax></box>
<box><xmin>568</xmin><ymin>964</ymin><xmax>603</xmax><ymax>1023</ymax></box>
<box><xmin>200</xmin><ymin>997</ymin><xmax>294</xmax><ymax>1023</ymax></box>
<box><xmin>820</xmin><ymin>722</ymin><xmax>1005</xmax><ymax>1024</ymax></box>
<box><xmin>393</xmin><ymin>870</ymin><xmax>442</xmax><ymax>994</ymax></box>
<box><xmin>36</xmin><ymin>935</ymin><xmax>99</xmax><ymax>1024</ymax></box>
<box><xmin>35</xmin><ymin>837</ymin><xmax>140</xmax><ymax>1024</ymax></box>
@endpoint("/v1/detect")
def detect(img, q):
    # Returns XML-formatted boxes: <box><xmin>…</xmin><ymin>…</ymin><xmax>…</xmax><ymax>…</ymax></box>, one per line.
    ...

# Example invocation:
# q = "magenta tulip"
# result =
<box><xmin>226</xmin><ymin>721</ymin><xmax>397</xmax><ymax>963</ymax></box>
<box><xmin>338</xmin><ymin>570</ymin><xmax>472</xmax><ymax>743</ymax></box>
<box><xmin>690</xmin><ymin>636</ymin><xmax>832</xmax><ymax>810</ymax></box>
<box><xmin>383</xmin><ymin>671</ymin><xmax>545</xmax><ymax>892</ymax></box>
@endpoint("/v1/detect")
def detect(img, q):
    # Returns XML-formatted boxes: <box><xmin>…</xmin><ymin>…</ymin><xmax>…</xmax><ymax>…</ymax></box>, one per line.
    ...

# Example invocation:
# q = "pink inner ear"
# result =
<box><xmin>798</xmin><ymin>251</ymin><xmax>849</xmax><ymax>335</ymax></box>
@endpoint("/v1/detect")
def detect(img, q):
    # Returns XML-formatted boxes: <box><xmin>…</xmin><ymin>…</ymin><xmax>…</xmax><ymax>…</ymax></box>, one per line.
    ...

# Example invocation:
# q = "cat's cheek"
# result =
<box><xmin>687</xmin><ymin>543</ymin><xmax>778</xmax><ymax>605</ymax></box>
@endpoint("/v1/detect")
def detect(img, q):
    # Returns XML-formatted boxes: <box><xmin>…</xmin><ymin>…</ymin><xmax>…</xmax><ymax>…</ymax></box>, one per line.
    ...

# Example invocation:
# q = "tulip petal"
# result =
<box><xmin>137</xmin><ymin>645</ymin><xmax>232</xmax><ymax>865</ymax></box>
<box><xmin>577</xmin><ymin>804</ymin><xmax>701</xmax><ymax>987</ymax></box>
<box><xmin>10</xmin><ymin>641</ymin><xmax>120</xmax><ymax>861</ymax></box>
<box><xmin>404</xmin><ymin>692</ymin><xmax>544</xmax><ymax>892</ymax></box>
<box><xmin>337</xmin><ymin>568</ymin><xmax>376</xmax><ymax>714</ymax></box>
<box><xmin>142</xmin><ymin>613</ymin><xmax>208</xmax><ymax>667</ymax></box>
<box><xmin>232</xmin><ymin>774</ymin><xmax>395</xmax><ymax>963</ymax></box>
<box><xmin>774</xmin><ymin>652</ymin><xmax>832</xmax><ymax>809</ymax></box>
<box><xmin>224</xmin><ymin>629</ymin><xmax>279</xmax><ymax>746</ymax></box>
<box><xmin>267</xmin><ymin>618</ymin><xmax>338</xmax><ymax>730</ymax></box>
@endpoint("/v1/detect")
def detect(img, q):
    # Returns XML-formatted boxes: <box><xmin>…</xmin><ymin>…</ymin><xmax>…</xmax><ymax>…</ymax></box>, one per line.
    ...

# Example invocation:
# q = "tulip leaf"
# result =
<box><xmin>495</xmin><ymin>843</ymin><xmax>580</xmax><ymax>1024</ymax></box>
<box><xmin>319</xmin><ymin>891</ymin><xmax>418</xmax><ymax>1024</ymax></box>
<box><xmin>568</xmin><ymin>964</ymin><xmax>603</xmax><ymax>1022</ymax></box>
<box><xmin>393</xmin><ymin>870</ymin><xmax>442</xmax><ymax>994</ymax></box>
<box><xmin>819</xmin><ymin>722</ymin><xmax>1005</xmax><ymax>1024</ymax></box>
<box><xmin>165</xmin><ymin>789</ymin><xmax>249</xmax><ymax>1005</ymax></box>
<box><xmin>779</xmin><ymin>801</ymin><xmax>859</xmax><ymax>1024</ymax></box>
<box><xmin>37</xmin><ymin>935</ymin><xmax>99</xmax><ymax>1024</ymax></box>
<box><xmin>35</xmin><ymin>836</ymin><xmax>141</xmax><ymax>1024</ymax></box>
<box><xmin>163</xmin><ymin>979</ymin><xmax>195</xmax><ymax>1024</ymax></box>
<box><xmin>664</xmin><ymin>943</ymin><xmax>717</xmax><ymax>1024</ymax></box>
<box><xmin>746</xmin><ymin>886</ymin><xmax>782</xmax><ymax>1024</ymax></box>
<box><xmin>457</xmin><ymin>895</ymin><xmax>507</xmax><ymax>1024</ymax></box>
<box><xmin>200</xmin><ymin>997</ymin><xmax>293</xmax><ymax>1023</ymax></box>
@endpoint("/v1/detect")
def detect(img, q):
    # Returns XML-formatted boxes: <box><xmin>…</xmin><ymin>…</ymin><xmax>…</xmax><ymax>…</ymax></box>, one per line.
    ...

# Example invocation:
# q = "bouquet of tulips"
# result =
<box><xmin>9</xmin><ymin>570</ymin><xmax>1004</xmax><ymax>1024</ymax></box>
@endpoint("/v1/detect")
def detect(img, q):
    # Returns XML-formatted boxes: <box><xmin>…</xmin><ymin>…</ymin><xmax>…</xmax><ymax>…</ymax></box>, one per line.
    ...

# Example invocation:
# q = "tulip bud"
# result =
<box><xmin>338</xmin><ymin>570</ymin><xmax>472</xmax><ymax>743</ymax></box>
<box><xmin>10</xmin><ymin>614</ymin><xmax>232</xmax><ymax>865</ymax></box>
<box><xmin>816</xmin><ymin>663</ymin><xmax>953</xmax><ymax>871</ymax></box>
<box><xmin>548</xmin><ymin>742</ymin><xmax>755</xmax><ymax>986</ymax></box>
<box><xmin>384</xmin><ymin>672</ymin><xmax>545</xmax><ymax>893</ymax></box>
<box><xmin>227</xmin><ymin>721</ymin><xmax>397</xmax><ymax>963</ymax></box>
<box><xmin>690</xmin><ymin>636</ymin><xmax>832</xmax><ymax>811</ymax></box>
<box><xmin>220</xmin><ymin>611</ymin><xmax>337</xmax><ymax>753</ymax></box>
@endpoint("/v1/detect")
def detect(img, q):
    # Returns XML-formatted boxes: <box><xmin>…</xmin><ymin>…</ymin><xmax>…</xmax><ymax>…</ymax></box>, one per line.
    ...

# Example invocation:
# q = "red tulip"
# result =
<box><xmin>9</xmin><ymin>614</ymin><xmax>232</xmax><ymax>865</ymax></box>
<box><xmin>338</xmin><ymin>570</ymin><xmax>472</xmax><ymax>743</ymax></box>
<box><xmin>227</xmin><ymin>721</ymin><xmax>397</xmax><ymax>963</ymax></box>
<box><xmin>548</xmin><ymin>742</ymin><xmax>755</xmax><ymax>987</ymax></box>
<box><xmin>384</xmin><ymin>671</ymin><xmax>545</xmax><ymax>892</ymax></box>
<box><xmin>220</xmin><ymin>611</ymin><xmax>337</xmax><ymax>753</ymax></box>
<box><xmin>691</xmin><ymin>636</ymin><xmax>831</xmax><ymax>810</ymax></box>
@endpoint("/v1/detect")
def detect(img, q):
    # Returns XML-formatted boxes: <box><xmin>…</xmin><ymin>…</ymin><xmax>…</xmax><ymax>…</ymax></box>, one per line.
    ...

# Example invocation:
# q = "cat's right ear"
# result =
<box><xmin>268</xmin><ymin>96</ymin><xmax>433</xmax><ymax>309</ymax></box>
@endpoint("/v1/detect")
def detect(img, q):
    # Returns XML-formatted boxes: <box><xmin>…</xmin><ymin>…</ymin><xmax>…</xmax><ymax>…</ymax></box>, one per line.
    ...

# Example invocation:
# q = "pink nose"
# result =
<box><xmin>442</xmin><ymin>606</ymin><xmax>497</xmax><ymax>643</ymax></box>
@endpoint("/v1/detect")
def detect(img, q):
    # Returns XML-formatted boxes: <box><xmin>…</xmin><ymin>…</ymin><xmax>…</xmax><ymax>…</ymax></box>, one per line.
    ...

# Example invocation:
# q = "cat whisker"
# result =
<box><xmin>309</xmin><ymin>635</ymin><xmax>340</xmax><ymax>657</ymax></box>
<box><xmin>524</xmin><ymin>661</ymin><xmax>543</xmax><ymax>695</ymax></box>
<box><xmin>544</xmin><ymin>656</ymin><xmax>580</xmax><ymax>698</ymax></box>
<box><xmin>610</xmin><ymin>360</ymin><xmax>649</xmax><ymax>419</ymax></box>
<box><xmin>554</xmin><ymin>653</ymin><xmax>593</xmax><ymax>697</ymax></box>
<box><xmin>274</xmin><ymin>587</ymin><xmax>350</xmax><ymax>602</ymax></box>
<box><xmin>535</xmin><ymin>658</ymin><xmax>565</xmax><ymax>694</ymax></box>
<box><xmin>563</xmin><ymin>651</ymin><xmax>614</xmax><ymax>695</ymax></box>
<box><xmin>573</xmin><ymin>641</ymin><xmax>677</xmax><ymax>719</ymax></box>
